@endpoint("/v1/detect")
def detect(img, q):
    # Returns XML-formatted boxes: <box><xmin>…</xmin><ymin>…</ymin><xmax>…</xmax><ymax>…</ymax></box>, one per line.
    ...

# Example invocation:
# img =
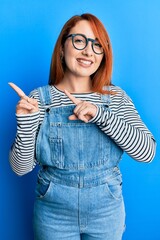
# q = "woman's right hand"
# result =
<box><xmin>9</xmin><ymin>82</ymin><xmax>39</xmax><ymax>115</ymax></box>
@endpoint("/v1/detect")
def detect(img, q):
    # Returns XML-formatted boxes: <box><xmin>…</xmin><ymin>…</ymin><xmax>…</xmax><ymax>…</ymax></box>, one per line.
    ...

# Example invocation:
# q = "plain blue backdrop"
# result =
<box><xmin>1</xmin><ymin>0</ymin><xmax>160</xmax><ymax>239</ymax></box>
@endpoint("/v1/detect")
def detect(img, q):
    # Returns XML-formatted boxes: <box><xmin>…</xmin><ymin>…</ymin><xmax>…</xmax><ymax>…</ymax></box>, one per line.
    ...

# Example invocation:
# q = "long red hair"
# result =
<box><xmin>49</xmin><ymin>13</ymin><xmax>113</xmax><ymax>94</ymax></box>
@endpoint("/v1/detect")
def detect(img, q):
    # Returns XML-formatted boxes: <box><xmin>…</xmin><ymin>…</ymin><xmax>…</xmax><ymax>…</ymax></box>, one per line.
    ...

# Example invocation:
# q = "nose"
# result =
<box><xmin>82</xmin><ymin>41</ymin><xmax>93</xmax><ymax>56</ymax></box>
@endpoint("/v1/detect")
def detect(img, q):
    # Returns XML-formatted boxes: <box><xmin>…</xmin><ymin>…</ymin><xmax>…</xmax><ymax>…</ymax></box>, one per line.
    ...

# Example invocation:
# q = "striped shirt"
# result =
<box><xmin>9</xmin><ymin>85</ymin><xmax>156</xmax><ymax>176</ymax></box>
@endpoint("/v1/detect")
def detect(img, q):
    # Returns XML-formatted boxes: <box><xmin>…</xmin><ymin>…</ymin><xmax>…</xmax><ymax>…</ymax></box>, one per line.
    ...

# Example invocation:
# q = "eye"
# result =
<box><xmin>74</xmin><ymin>39</ymin><xmax>83</xmax><ymax>43</ymax></box>
<box><xmin>94</xmin><ymin>41</ymin><xmax>102</xmax><ymax>49</ymax></box>
<box><xmin>73</xmin><ymin>36</ymin><xmax>85</xmax><ymax>45</ymax></box>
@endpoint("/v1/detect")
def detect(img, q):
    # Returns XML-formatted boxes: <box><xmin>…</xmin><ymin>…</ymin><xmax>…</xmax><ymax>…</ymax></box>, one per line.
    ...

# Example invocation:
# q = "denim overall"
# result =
<box><xmin>33</xmin><ymin>85</ymin><xmax>125</xmax><ymax>240</ymax></box>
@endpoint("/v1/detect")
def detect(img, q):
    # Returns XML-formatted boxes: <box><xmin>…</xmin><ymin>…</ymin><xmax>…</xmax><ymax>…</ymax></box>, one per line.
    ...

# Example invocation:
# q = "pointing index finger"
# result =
<box><xmin>8</xmin><ymin>82</ymin><xmax>26</xmax><ymax>98</ymax></box>
<box><xmin>64</xmin><ymin>89</ymin><xmax>81</xmax><ymax>105</ymax></box>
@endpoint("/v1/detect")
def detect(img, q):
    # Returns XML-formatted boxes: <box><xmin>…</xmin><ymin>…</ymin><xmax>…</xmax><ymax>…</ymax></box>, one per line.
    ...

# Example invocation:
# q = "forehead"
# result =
<box><xmin>69</xmin><ymin>20</ymin><xmax>96</xmax><ymax>38</ymax></box>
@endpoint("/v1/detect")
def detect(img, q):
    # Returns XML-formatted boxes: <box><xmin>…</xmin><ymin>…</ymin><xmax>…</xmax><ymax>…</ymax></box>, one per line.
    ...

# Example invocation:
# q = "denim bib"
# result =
<box><xmin>36</xmin><ymin>85</ymin><xmax>123</xmax><ymax>170</ymax></box>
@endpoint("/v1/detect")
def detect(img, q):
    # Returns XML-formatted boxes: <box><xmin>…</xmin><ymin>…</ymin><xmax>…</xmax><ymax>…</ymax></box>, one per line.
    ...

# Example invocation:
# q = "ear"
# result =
<box><xmin>60</xmin><ymin>46</ymin><xmax>64</xmax><ymax>60</ymax></box>
<box><xmin>60</xmin><ymin>50</ymin><xmax>64</xmax><ymax>59</ymax></box>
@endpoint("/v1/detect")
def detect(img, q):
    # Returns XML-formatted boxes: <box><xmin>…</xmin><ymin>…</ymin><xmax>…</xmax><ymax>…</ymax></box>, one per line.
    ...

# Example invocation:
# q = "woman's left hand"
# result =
<box><xmin>64</xmin><ymin>89</ymin><xmax>97</xmax><ymax>123</ymax></box>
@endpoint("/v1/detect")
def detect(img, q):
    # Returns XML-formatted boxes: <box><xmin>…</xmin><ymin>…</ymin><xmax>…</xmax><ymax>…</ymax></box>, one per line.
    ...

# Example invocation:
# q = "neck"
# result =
<box><xmin>55</xmin><ymin>75</ymin><xmax>93</xmax><ymax>93</ymax></box>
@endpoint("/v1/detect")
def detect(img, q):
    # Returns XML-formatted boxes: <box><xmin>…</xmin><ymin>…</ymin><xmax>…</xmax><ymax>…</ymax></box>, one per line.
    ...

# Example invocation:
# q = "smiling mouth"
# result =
<box><xmin>77</xmin><ymin>58</ymin><xmax>93</xmax><ymax>66</ymax></box>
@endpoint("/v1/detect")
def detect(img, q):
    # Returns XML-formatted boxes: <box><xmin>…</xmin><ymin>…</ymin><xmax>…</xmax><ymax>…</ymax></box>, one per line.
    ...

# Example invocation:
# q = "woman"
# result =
<box><xmin>9</xmin><ymin>13</ymin><xmax>156</xmax><ymax>240</ymax></box>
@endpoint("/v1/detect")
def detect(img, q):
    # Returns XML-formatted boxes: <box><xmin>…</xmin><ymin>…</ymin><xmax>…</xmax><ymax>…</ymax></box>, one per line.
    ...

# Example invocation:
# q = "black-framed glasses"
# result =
<box><xmin>65</xmin><ymin>33</ymin><xmax>104</xmax><ymax>55</ymax></box>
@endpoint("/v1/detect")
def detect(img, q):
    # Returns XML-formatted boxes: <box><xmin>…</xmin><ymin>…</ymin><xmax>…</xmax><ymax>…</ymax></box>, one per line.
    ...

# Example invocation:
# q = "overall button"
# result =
<box><xmin>46</xmin><ymin>108</ymin><xmax>50</xmax><ymax>113</ymax></box>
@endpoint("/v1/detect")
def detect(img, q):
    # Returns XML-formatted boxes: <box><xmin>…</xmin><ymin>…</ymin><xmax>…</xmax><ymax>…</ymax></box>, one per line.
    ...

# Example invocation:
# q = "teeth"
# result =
<box><xmin>78</xmin><ymin>59</ymin><xmax>92</xmax><ymax>65</ymax></box>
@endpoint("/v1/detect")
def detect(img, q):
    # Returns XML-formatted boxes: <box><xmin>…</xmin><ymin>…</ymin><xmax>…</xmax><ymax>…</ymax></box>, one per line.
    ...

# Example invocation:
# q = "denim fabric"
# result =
<box><xmin>33</xmin><ymin>85</ymin><xmax>125</xmax><ymax>240</ymax></box>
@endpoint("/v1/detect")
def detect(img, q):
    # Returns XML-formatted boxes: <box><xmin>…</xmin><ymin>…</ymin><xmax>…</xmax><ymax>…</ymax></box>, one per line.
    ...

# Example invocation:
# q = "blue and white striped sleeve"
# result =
<box><xmin>90</xmin><ymin>88</ymin><xmax>156</xmax><ymax>162</ymax></box>
<box><xmin>9</xmin><ymin>89</ymin><xmax>41</xmax><ymax>176</ymax></box>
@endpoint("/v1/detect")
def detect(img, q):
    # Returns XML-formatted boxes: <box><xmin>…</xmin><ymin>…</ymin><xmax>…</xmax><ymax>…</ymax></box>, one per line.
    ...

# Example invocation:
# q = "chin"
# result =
<box><xmin>77</xmin><ymin>70</ymin><xmax>96</xmax><ymax>77</ymax></box>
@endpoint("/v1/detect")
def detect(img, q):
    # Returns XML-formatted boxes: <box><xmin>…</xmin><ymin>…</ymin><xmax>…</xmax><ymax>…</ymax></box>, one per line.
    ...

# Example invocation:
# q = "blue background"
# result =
<box><xmin>1</xmin><ymin>0</ymin><xmax>160</xmax><ymax>239</ymax></box>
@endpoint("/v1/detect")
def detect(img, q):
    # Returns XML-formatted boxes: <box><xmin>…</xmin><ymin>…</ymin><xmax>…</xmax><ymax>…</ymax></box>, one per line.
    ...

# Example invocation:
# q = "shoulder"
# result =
<box><xmin>110</xmin><ymin>85</ymin><xmax>126</xmax><ymax>95</ymax></box>
<box><xmin>108</xmin><ymin>85</ymin><xmax>137</xmax><ymax>113</ymax></box>
<box><xmin>110</xmin><ymin>85</ymin><xmax>133</xmax><ymax>103</ymax></box>
<box><xmin>29</xmin><ymin>85</ymin><xmax>52</xmax><ymax>99</ymax></box>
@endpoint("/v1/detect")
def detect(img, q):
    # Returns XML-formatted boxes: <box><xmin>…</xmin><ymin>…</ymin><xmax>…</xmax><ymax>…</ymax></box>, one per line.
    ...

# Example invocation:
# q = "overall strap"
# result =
<box><xmin>37</xmin><ymin>85</ymin><xmax>53</xmax><ymax>106</ymax></box>
<box><xmin>100</xmin><ymin>86</ymin><xmax>111</xmax><ymax>108</ymax></box>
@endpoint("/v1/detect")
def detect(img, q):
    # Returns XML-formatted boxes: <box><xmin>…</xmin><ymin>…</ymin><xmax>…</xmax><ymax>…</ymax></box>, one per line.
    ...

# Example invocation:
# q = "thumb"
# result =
<box><xmin>68</xmin><ymin>114</ymin><xmax>78</xmax><ymax>120</ymax></box>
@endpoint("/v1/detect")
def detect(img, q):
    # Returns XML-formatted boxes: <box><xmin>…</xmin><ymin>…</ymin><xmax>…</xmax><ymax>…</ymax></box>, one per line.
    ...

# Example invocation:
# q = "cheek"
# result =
<box><xmin>98</xmin><ymin>55</ymin><xmax>104</xmax><ymax>64</ymax></box>
<box><xmin>95</xmin><ymin>56</ymin><xmax>103</xmax><ymax>69</ymax></box>
<box><xmin>63</xmin><ymin>45</ymin><xmax>76</xmax><ymax>67</ymax></box>
<box><xmin>64</xmin><ymin>41</ymin><xmax>76</xmax><ymax>58</ymax></box>
<box><xmin>64</xmin><ymin>54</ymin><xmax>75</xmax><ymax>70</ymax></box>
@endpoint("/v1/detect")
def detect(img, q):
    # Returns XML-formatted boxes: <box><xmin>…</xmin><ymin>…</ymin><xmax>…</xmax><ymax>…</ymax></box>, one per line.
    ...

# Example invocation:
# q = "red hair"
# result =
<box><xmin>49</xmin><ymin>13</ymin><xmax>113</xmax><ymax>94</ymax></box>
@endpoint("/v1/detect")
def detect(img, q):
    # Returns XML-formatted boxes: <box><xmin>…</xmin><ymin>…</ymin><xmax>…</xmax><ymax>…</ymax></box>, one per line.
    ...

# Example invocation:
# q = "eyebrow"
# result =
<box><xmin>68</xmin><ymin>33</ymin><xmax>99</xmax><ymax>41</ymax></box>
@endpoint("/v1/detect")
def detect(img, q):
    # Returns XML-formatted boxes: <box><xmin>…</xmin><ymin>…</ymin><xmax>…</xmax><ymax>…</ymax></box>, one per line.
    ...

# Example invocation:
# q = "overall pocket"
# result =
<box><xmin>35</xmin><ymin>174</ymin><xmax>52</xmax><ymax>200</ymax></box>
<box><xmin>105</xmin><ymin>173</ymin><xmax>123</xmax><ymax>200</ymax></box>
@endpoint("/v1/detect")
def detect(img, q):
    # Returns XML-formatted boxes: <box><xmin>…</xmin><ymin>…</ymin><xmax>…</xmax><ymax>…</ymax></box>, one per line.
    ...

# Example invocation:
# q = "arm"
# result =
<box><xmin>90</xmin><ymin>89</ymin><xmax>156</xmax><ymax>162</ymax></box>
<box><xmin>9</xmin><ymin>84</ymin><xmax>40</xmax><ymax>176</ymax></box>
<box><xmin>9</xmin><ymin>111</ymin><xmax>40</xmax><ymax>176</ymax></box>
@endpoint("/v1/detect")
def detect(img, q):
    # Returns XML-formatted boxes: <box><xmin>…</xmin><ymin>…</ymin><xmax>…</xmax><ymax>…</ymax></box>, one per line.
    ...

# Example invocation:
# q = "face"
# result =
<box><xmin>63</xmin><ymin>20</ymin><xmax>104</xmax><ymax>79</ymax></box>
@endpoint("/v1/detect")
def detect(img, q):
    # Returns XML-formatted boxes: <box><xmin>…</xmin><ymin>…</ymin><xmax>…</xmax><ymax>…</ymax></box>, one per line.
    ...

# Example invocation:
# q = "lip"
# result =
<box><xmin>76</xmin><ymin>58</ymin><xmax>93</xmax><ymax>67</ymax></box>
